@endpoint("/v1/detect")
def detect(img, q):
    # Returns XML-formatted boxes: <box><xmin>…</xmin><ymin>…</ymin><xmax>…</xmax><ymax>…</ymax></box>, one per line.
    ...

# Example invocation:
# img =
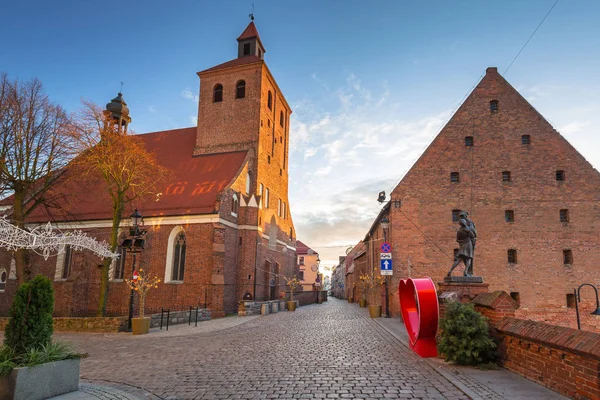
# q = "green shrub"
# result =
<box><xmin>4</xmin><ymin>274</ymin><xmax>54</xmax><ymax>356</ymax></box>
<box><xmin>437</xmin><ymin>301</ymin><xmax>497</xmax><ymax>366</ymax></box>
<box><xmin>0</xmin><ymin>342</ymin><xmax>84</xmax><ymax>377</ymax></box>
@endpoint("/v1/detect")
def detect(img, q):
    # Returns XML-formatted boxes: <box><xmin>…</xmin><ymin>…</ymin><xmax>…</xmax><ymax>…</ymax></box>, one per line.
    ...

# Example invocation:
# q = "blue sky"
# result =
<box><xmin>2</xmin><ymin>0</ymin><xmax>599</xmax><ymax>266</ymax></box>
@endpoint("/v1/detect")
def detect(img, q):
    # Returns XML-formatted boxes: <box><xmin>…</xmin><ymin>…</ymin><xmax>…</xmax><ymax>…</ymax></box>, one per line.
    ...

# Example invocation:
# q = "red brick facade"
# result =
<box><xmin>386</xmin><ymin>67</ymin><xmax>600</xmax><ymax>328</ymax></box>
<box><xmin>0</xmin><ymin>22</ymin><xmax>297</xmax><ymax>318</ymax></box>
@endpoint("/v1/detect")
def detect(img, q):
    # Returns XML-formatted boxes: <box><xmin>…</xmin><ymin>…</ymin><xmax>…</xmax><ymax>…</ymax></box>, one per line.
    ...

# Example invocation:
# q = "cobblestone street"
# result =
<box><xmin>55</xmin><ymin>298</ymin><xmax>470</xmax><ymax>399</ymax></box>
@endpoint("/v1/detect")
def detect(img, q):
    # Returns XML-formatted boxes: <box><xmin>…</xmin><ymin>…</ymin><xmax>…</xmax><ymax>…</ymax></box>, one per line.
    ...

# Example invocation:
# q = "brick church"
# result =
<box><xmin>385</xmin><ymin>67</ymin><xmax>600</xmax><ymax>330</ymax></box>
<box><xmin>0</xmin><ymin>21</ymin><xmax>297</xmax><ymax>317</ymax></box>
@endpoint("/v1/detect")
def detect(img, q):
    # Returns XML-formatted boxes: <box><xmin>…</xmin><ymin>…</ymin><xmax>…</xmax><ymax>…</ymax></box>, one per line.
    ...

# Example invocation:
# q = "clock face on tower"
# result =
<box><xmin>311</xmin><ymin>264</ymin><xmax>318</xmax><ymax>272</ymax></box>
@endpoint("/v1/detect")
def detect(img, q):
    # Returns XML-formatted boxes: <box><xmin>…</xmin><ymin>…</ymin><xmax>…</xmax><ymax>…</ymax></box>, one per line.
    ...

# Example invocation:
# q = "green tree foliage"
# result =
<box><xmin>437</xmin><ymin>301</ymin><xmax>497</xmax><ymax>366</ymax></box>
<box><xmin>4</xmin><ymin>275</ymin><xmax>54</xmax><ymax>356</ymax></box>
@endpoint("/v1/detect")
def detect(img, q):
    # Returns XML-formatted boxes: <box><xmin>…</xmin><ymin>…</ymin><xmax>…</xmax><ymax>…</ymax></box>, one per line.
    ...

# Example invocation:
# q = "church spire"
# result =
<box><xmin>104</xmin><ymin>92</ymin><xmax>131</xmax><ymax>134</ymax></box>
<box><xmin>237</xmin><ymin>21</ymin><xmax>265</xmax><ymax>59</ymax></box>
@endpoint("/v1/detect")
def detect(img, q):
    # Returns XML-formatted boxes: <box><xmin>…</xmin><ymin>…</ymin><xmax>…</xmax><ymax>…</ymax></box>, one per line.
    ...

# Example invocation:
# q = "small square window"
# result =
<box><xmin>299</xmin><ymin>256</ymin><xmax>305</xmax><ymax>265</ymax></box>
<box><xmin>502</xmin><ymin>171</ymin><xmax>511</xmax><ymax>182</ymax></box>
<box><xmin>490</xmin><ymin>100</ymin><xmax>498</xmax><ymax>113</ymax></box>
<box><xmin>560</xmin><ymin>209</ymin><xmax>569</xmax><ymax>223</ymax></box>
<box><xmin>452</xmin><ymin>209</ymin><xmax>461</xmax><ymax>222</ymax></box>
<box><xmin>507</xmin><ymin>249</ymin><xmax>517</xmax><ymax>264</ymax></box>
<box><xmin>556</xmin><ymin>170</ymin><xmax>565</xmax><ymax>181</ymax></box>
<box><xmin>522</xmin><ymin>135</ymin><xmax>530</xmax><ymax>145</ymax></box>
<box><xmin>566</xmin><ymin>293</ymin><xmax>576</xmax><ymax>308</ymax></box>
<box><xmin>563</xmin><ymin>249</ymin><xmax>573</xmax><ymax>265</ymax></box>
<box><xmin>465</xmin><ymin>136</ymin><xmax>474</xmax><ymax>147</ymax></box>
<box><xmin>450</xmin><ymin>172</ymin><xmax>459</xmax><ymax>183</ymax></box>
<box><xmin>505</xmin><ymin>210</ymin><xmax>514</xmax><ymax>222</ymax></box>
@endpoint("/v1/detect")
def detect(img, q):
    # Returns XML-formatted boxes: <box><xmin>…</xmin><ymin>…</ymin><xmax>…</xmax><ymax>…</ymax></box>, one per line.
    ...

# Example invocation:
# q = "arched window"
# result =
<box><xmin>280</xmin><ymin>111</ymin><xmax>284</xmax><ymax>127</ymax></box>
<box><xmin>172</xmin><ymin>232</ymin><xmax>186</xmax><ymax>281</ymax></box>
<box><xmin>236</xmin><ymin>80</ymin><xmax>246</xmax><ymax>99</ymax></box>
<box><xmin>267</xmin><ymin>91</ymin><xmax>273</xmax><ymax>110</ymax></box>
<box><xmin>213</xmin><ymin>84</ymin><xmax>223</xmax><ymax>103</ymax></box>
<box><xmin>232</xmin><ymin>193</ymin><xmax>239</xmax><ymax>215</ymax></box>
<box><xmin>165</xmin><ymin>227</ymin><xmax>186</xmax><ymax>282</ymax></box>
<box><xmin>0</xmin><ymin>269</ymin><xmax>7</xmax><ymax>291</ymax></box>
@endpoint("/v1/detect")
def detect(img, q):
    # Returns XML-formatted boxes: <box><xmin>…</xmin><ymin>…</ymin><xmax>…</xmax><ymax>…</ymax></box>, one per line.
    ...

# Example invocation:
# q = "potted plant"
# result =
<box><xmin>125</xmin><ymin>268</ymin><xmax>160</xmax><ymax>335</ymax></box>
<box><xmin>1</xmin><ymin>275</ymin><xmax>84</xmax><ymax>400</ymax></box>
<box><xmin>358</xmin><ymin>274</ymin><xmax>370</xmax><ymax>307</ymax></box>
<box><xmin>365</xmin><ymin>273</ymin><xmax>386</xmax><ymax>318</ymax></box>
<box><xmin>285</xmin><ymin>276</ymin><xmax>301</xmax><ymax>311</ymax></box>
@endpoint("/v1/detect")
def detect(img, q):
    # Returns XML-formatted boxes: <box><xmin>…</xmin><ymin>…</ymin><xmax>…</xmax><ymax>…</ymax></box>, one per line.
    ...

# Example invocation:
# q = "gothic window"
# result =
<box><xmin>502</xmin><ymin>171</ymin><xmax>511</xmax><ymax>182</ymax></box>
<box><xmin>490</xmin><ymin>100</ymin><xmax>498</xmax><ymax>113</ymax></box>
<box><xmin>236</xmin><ymin>80</ymin><xmax>246</xmax><ymax>99</ymax></box>
<box><xmin>563</xmin><ymin>249</ymin><xmax>573</xmax><ymax>265</ymax></box>
<box><xmin>560</xmin><ymin>209</ymin><xmax>569</xmax><ymax>223</ymax></box>
<box><xmin>280</xmin><ymin>111</ymin><xmax>284</xmax><ymax>127</ymax></box>
<box><xmin>213</xmin><ymin>84</ymin><xmax>223</xmax><ymax>103</ymax></box>
<box><xmin>507</xmin><ymin>249</ymin><xmax>517</xmax><ymax>264</ymax></box>
<box><xmin>172</xmin><ymin>232</ymin><xmax>186</xmax><ymax>281</ymax></box>
<box><xmin>450</xmin><ymin>172</ymin><xmax>459</xmax><ymax>183</ymax></box>
<box><xmin>505</xmin><ymin>210</ymin><xmax>514</xmax><ymax>222</ymax></box>
<box><xmin>62</xmin><ymin>245</ymin><xmax>73</xmax><ymax>279</ymax></box>
<box><xmin>522</xmin><ymin>135</ymin><xmax>531</xmax><ymax>145</ymax></box>
<box><xmin>265</xmin><ymin>188</ymin><xmax>270</xmax><ymax>208</ymax></box>
<box><xmin>556</xmin><ymin>170</ymin><xmax>565</xmax><ymax>181</ymax></box>
<box><xmin>232</xmin><ymin>193</ymin><xmax>239</xmax><ymax>215</ymax></box>
<box><xmin>0</xmin><ymin>269</ymin><xmax>6</xmax><ymax>291</ymax></box>
<box><xmin>452</xmin><ymin>209</ymin><xmax>461</xmax><ymax>222</ymax></box>
<box><xmin>268</xmin><ymin>91</ymin><xmax>273</xmax><ymax>110</ymax></box>
<box><xmin>114</xmin><ymin>247</ymin><xmax>126</xmax><ymax>280</ymax></box>
<box><xmin>465</xmin><ymin>136</ymin><xmax>474</xmax><ymax>147</ymax></box>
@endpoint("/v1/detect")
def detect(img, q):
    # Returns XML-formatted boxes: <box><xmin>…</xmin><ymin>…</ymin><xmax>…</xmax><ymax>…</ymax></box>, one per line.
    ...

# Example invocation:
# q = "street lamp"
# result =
<box><xmin>381</xmin><ymin>216</ymin><xmax>391</xmax><ymax>318</ymax></box>
<box><xmin>123</xmin><ymin>209</ymin><xmax>146</xmax><ymax>331</ymax></box>
<box><xmin>574</xmin><ymin>283</ymin><xmax>600</xmax><ymax>330</ymax></box>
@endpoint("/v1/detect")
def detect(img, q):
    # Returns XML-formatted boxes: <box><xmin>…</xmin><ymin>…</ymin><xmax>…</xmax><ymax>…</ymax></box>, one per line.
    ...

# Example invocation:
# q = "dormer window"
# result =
<box><xmin>236</xmin><ymin>80</ymin><xmax>246</xmax><ymax>99</ymax></box>
<box><xmin>213</xmin><ymin>84</ymin><xmax>223</xmax><ymax>103</ymax></box>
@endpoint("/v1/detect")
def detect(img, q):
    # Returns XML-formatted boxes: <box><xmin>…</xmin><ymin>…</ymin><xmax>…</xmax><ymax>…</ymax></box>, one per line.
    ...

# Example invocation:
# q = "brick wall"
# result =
<box><xmin>496</xmin><ymin>318</ymin><xmax>600</xmax><ymax>399</ymax></box>
<box><xmin>389</xmin><ymin>67</ymin><xmax>600</xmax><ymax>322</ymax></box>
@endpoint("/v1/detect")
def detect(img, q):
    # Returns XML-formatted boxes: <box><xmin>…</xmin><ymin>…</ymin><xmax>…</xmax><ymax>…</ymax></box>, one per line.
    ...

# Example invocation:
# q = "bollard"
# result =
<box><xmin>166</xmin><ymin>309</ymin><xmax>170</xmax><ymax>331</ymax></box>
<box><xmin>195</xmin><ymin>307</ymin><xmax>199</xmax><ymax>327</ymax></box>
<box><xmin>160</xmin><ymin>308</ymin><xmax>164</xmax><ymax>330</ymax></box>
<box><xmin>189</xmin><ymin>306</ymin><xmax>192</xmax><ymax>325</ymax></box>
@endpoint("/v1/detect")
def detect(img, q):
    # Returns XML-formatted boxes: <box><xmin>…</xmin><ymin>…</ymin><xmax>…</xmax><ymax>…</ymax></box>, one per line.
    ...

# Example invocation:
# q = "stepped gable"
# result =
<box><xmin>26</xmin><ymin>127</ymin><xmax>247</xmax><ymax>222</ymax></box>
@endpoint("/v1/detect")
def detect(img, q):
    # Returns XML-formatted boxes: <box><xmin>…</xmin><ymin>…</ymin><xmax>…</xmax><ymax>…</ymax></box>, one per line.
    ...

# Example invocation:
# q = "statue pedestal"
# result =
<box><xmin>438</xmin><ymin>276</ymin><xmax>489</xmax><ymax>302</ymax></box>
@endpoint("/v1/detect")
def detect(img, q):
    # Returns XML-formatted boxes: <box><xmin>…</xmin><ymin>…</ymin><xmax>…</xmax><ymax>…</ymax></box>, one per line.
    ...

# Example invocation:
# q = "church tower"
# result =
<box><xmin>104</xmin><ymin>92</ymin><xmax>131</xmax><ymax>134</ymax></box>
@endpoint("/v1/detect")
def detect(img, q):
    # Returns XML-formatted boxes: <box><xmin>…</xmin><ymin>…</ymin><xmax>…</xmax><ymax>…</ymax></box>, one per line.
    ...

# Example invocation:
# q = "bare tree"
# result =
<box><xmin>73</xmin><ymin>101</ymin><xmax>168</xmax><ymax>316</ymax></box>
<box><xmin>0</xmin><ymin>73</ymin><xmax>74</xmax><ymax>285</ymax></box>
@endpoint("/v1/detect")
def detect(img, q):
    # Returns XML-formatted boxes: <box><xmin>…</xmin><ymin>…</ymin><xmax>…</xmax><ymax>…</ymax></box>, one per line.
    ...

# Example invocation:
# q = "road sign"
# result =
<box><xmin>380</xmin><ymin>259</ymin><xmax>393</xmax><ymax>275</ymax></box>
<box><xmin>381</xmin><ymin>242</ymin><xmax>391</xmax><ymax>253</ymax></box>
<box><xmin>380</xmin><ymin>253</ymin><xmax>392</xmax><ymax>260</ymax></box>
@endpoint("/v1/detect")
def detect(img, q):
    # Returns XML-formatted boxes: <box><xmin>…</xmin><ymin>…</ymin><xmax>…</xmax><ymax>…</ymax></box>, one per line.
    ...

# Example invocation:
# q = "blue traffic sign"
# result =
<box><xmin>380</xmin><ymin>259</ymin><xmax>393</xmax><ymax>271</ymax></box>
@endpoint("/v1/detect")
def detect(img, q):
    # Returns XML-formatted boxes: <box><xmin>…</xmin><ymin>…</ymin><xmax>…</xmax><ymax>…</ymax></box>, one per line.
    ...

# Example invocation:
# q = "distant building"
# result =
<box><xmin>295</xmin><ymin>240</ymin><xmax>320</xmax><ymax>292</ymax></box>
<box><xmin>0</xmin><ymin>21</ymin><xmax>298</xmax><ymax>318</ymax></box>
<box><xmin>382</xmin><ymin>67</ymin><xmax>600</xmax><ymax>331</ymax></box>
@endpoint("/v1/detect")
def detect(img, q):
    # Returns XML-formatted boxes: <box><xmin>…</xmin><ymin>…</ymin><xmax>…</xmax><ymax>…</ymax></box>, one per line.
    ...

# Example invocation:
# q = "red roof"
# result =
<box><xmin>26</xmin><ymin>127</ymin><xmax>247</xmax><ymax>222</ymax></box>
<box><xmin>237</xmin><ymin>22</ymin><xmax>260</xmax><ymax>41</ymax></box>
<box><xmin>296</xmin><ymin>240</ymin><xmax>317</xmax><ymax>256</ymax></box>
<box><xmin>199</xmin><ymin>55</ymin><xmax>263</xmax><ymax>74</ymax></box>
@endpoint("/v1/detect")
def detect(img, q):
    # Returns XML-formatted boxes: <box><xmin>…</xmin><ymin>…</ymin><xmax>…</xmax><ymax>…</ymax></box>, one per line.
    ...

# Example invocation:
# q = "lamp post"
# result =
<box><xmin>574</xmin><ymin>283</ymin><xmax>600</xmax><ymax>330</ymax></box>
<box><xmin>125</xmin><ymin>209</ymin><xmax>145</xmax><ymax>332</ymax></box>
<box><xmin>381</xmin><ymin>216</ymin><xmax>391</xmax><ymax>318</ymax></box>
<box><xmin>316</xmin><ymin>256</ymin><xmax>321</xmax><ymax>303</ymax></box>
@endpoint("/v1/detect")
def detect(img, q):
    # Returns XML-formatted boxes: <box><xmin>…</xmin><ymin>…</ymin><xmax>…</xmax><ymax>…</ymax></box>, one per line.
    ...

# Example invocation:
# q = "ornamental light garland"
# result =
<box><xmin>0</xmin><ymin>217</ymin><xmax>118</xmax><ymax>260</ymax></box>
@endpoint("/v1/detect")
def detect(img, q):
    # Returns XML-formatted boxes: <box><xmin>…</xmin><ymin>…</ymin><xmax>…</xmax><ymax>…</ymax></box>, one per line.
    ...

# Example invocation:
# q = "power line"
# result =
<box><xmin>504</xmin><ymin>0</ymin><xmax>560</xmax><ymax>75</ymax></box>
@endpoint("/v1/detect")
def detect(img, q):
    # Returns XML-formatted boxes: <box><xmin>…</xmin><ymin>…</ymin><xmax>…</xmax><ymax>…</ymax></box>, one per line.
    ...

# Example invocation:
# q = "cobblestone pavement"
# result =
<box><xmin>54</xmin><ymin>298</ymin><xmax>469</xmax><ymax>399</ymax></box>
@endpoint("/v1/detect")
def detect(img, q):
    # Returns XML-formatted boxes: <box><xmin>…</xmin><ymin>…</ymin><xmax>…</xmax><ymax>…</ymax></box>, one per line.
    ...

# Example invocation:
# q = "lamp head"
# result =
<box><xmin>377</xmin><ymin>191</ymin><xmax>386</xmax><ymax>204</ymax></box>
<box><xmin>130</xmin><ymin>209</ymin><xmax>142</xmax><ymax>228</ymax></box>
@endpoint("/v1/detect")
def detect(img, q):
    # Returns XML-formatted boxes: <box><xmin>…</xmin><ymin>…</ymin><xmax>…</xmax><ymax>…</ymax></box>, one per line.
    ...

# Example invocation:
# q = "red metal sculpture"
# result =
<box><xmin>398</xmin><ymin>277</ymin><xmax>439</xmax><ymax>358</ymax></box>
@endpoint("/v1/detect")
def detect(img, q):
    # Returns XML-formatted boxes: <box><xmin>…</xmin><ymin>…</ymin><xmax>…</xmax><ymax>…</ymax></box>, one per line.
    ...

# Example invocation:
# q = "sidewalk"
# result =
<box><xmin>373</xmin><ymin>315</ymin><xmax>568</xmax><ymax>400</ymax></box>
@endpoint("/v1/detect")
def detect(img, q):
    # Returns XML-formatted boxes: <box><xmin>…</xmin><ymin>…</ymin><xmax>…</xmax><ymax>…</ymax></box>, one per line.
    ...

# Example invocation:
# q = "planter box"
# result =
<box><xmin>0</xmin><ymin>359</ymin><xmax>80</xmax><ymax>400</ymax></box>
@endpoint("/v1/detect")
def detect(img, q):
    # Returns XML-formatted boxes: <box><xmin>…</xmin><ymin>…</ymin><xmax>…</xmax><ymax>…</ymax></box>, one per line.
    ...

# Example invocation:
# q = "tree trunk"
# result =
<box><xmin>12</xmin><ymin>189</ymin><xmax>30</xmax><ymax>286</ymax></box>
<box><xmin>97</xmin><ymin>194</ymin><xmax>124</xmax><ymax>316</ymax></box>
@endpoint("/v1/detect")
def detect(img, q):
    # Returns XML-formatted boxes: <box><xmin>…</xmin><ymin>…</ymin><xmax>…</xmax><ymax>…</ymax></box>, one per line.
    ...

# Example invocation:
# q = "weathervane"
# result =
<box><xmin>249</xmin><ymin>3</ymin><xmax>255</xmax><ymax>20</ymax></box>
<box><xmin>120</xmin><ymin>81</ymin><xmax>124</xmax><ymax>93</ymax></box>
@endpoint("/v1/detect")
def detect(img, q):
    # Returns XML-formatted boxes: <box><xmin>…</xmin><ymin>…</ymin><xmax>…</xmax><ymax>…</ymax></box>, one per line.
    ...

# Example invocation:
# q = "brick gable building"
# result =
<box><xmin>385</xmin><ymin>67</ymin><xmax>600</xmax><ymax>330</ymax></box>
<box><xmin>0</xmin><ymin>21</ymin><xmax>297</xmax><ymax>318</ymax></box>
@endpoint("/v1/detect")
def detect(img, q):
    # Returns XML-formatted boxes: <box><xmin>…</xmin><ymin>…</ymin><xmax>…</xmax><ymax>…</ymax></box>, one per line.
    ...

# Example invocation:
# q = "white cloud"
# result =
<box><xmin>148</xmin><ymin>105</ymin><xmax>157</xmax><ymax>113</ymax></box>
<box><xmin>559</xmin><ymin>121</ymin><xmax>590</xmax><ymax>135</ymax></box>
<box><xmin>189</xmin><ymin>116</ymin><xmax>198</xmax><ymax>125</ymax></box>
<box><xmin>182</xmin><ymin>89</ymin><xmax>199</xmax><ymax>103</ymax></box>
